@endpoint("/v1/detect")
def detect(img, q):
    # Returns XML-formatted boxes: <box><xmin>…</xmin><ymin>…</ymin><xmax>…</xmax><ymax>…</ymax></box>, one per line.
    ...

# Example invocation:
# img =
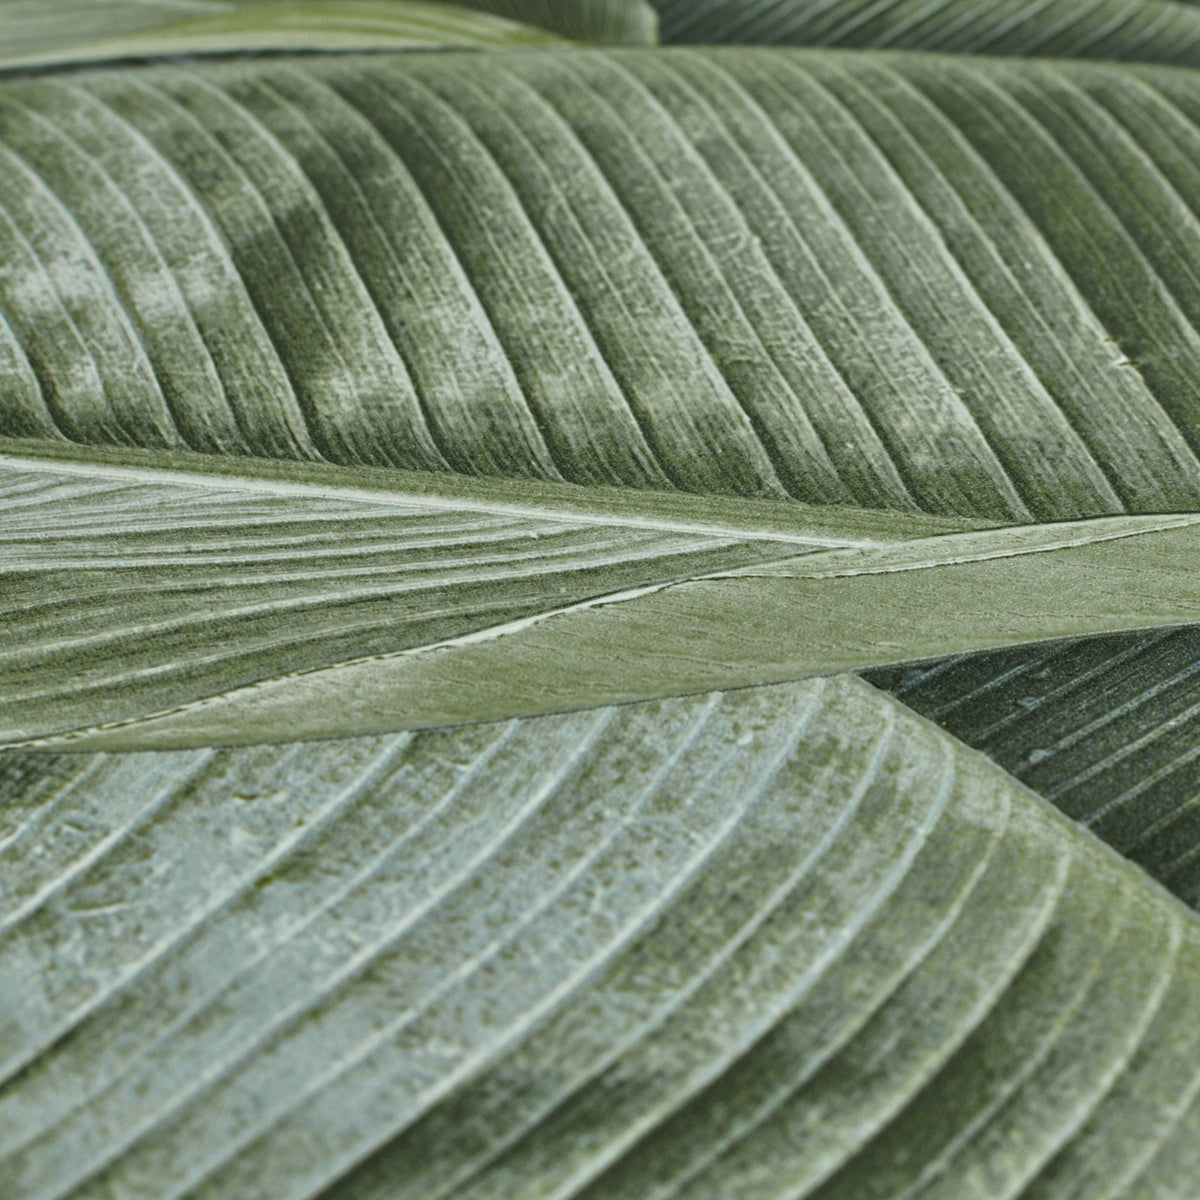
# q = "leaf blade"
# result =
<box><xmin>2</xmin><ymin>675</ymin><xmax>1199</xmax><ymax>1199</ymax></box>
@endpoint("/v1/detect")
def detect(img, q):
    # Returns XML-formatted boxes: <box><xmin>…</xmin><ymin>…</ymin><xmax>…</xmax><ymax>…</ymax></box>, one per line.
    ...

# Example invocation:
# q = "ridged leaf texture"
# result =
<box><xmin>0</xmin><ymin>0</ymin><xmax>655</xmax><ymax>68</ymax></box>
<box><xmin>5</xmin><ymin>676</ymin><xmax>1200</xmax><ymax>1200</ymax></box>
<box><xmin>6</xmin><ymin>13</ymin><xmax>1200</xmax><ymax>1200</ymax></box>
<box><xmin>650</xmin><ymin>0</ymin><xmax>1200</xmax><ymax>66</ymax></box>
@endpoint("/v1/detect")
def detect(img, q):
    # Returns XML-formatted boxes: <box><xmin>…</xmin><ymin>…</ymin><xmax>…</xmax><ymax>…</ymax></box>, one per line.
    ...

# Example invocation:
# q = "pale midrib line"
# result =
<box><xmin>1</xmin><ymin>724</ymin><xmax>517</xmax><ymax>1166</ymax></box>
<box><xmin>0</xmin><ymin>750</ymin><xmax>216</xmax><ymax>938</ymax></box>
<box><xmin>0</xmin><ymin>733</ymin><xmax>419</xmax><ymax>1100</ymax></box>
<box><xmin>1</xmin><ymin>534</ymin><xmax>748</xmax><ymax>684</ymax></box>
<box><xmin>0</xmin><ymin>477</ymin><xmax>134</xmax><ymax>508</ymax></box>
<box><xmin>23</xmin><ymin>507</ymin><xmax>1200</xmax><ymax>753</ymax></box>
<box><xmin>1008</xmin><ymin>913</ymin><xmax>1184</xmax><ymax>1200</ymax></box>
<box><xmin>0</xmin><ymin>120</ymin><xmax>180</xmax><ymax>444</ymax></box>
<box><xmin>3</xmin><ymin>523</ymin><xmax>602</xmax><ymax>571</ymax></box>
<box><xmin>8</xmin><ymin>87</ymin><xmax>237</xmax><ymax>438</ymax></box>
<box><xmin>0</xmin><ymin>506</ymin><xmax>523</xmax><ymax>539</ymax></box>
<box><xmin>1</xmin><ymin>511</ymin><xmax>544</xmax><ymax>550</ymax></box>
<box><xmin>4</xmin><ymin>527</ymin><xmax>659</xmax><ymax>597</ymax></box>
<box><xmin>0</xmin><ymin>452</ymin><xmax>872</xmax><ymax>546</ymax></box>
<box><xmin>651</xmin><ymin>53</ymin><xmax>916</xmax><ymax>509</ymax></box>
<box><xmin>833</xmin><ymin>59</ymin><xmax>1154</xmax><ymax>500</ymax></box>
<box><xmin>722</xmin><ymin>511</ymin><xmax>1200</xmax><ymax>579</ymax></box>
<box><xmin>879</xmin><ymin>884</ymin><xmax>1137</xmax><ymax>1200</ymax></box>
<box><xmin>57</xmin><ymin>708</ymin><xmax>621</xmax><ymax>1200</ymax></box>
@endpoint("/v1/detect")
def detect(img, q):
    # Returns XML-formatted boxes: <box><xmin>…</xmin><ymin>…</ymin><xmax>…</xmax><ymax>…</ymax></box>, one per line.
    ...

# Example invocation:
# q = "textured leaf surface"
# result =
<box><xmin>0</xmin><ymin>0</ymin><xmax>654</xmax><ymax>68</ymax></box>
<box><xmin>9</xmin><ymin>451</ymin><xmax>1200</xmax><ymax>750</ymax></box>
<box><xmin>6</xmin><ymin>26</ymin><xmax>1200</xmax><ymax>1200</ymax></box>
<box><xmin>2</xmin><ymin>674</ymin><xmax>1200</xmax><ymax>1200</ymax></box>
<box><xmin>11</xmin><ymin>48</ymin><xmax>1200</xmax><ymax>523</ymax></box>
<box><xmin>868</xmin><ymin>628</ymin><xmax>1200</xmax><ymax>910</ymax></box>
<box><xmin>650</xmin><ymin>0</ymin><xmax>1200</xmax><ymax>65</ymax></box>
<box><xmin>0</xmin><ymin>1</ymin><xmax>561</xmax><ymax>72</ymax></box>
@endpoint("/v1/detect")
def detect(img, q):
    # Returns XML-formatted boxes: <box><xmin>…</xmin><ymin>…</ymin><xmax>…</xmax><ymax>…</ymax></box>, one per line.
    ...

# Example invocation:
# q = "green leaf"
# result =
<box><xmin>0</xmin><ymin>0</ymin><xmax>565</xmax><ymax>72</ymax></box>
<box><xmin>6</xmin><ymin>30</ymin><xmax>1200</xmax><ymax>1199</ymax></box>
<box><xmin>8</xmin><ymin>48</ymin><xmax>1200</xmax><ymax>524</ymax></box>
<box><xmin>10</xmin><ymin>446</ymin><xmax>1200</xmax><ymax>751</ymax></box>
<box><xmin>649</xmin><ymin>0</ymin><xmax>1200</xmax><ymax>67</ymax></box>
<box><xmin>867</xmin><ymin>628</ymin><xmax>1200</xmax><ymax>909</ymax></box>
<box><xmin>3</xmin><ymin>674</ymin><xmax>1200</xmax><ymax>1199</ymax></box>
<box><xmin>0</xmin><ymin>0</ymin><xmax>657</xmax><ymax>71</ymax></box>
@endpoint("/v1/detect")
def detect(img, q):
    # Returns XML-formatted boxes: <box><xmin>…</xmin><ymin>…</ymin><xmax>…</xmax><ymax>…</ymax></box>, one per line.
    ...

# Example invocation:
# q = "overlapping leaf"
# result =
<box><xmin>650</xmin><ymin>0</ymin><xmax>1200</xmax><ymax>66</ymax></box>
<box><xmin>6</xmin><ymin>20</ymin><xmax>1200</xmax><ymax>1200</ymax></box>
<box><xmin>3</xmin><ymin>675</ymin><xmax>1200</xmax><ymax>1200</ymax></box>
<box><xmin>0</xmin><ymin>0</ymin><xmax>656</xmax><ymax>70</ymax></box>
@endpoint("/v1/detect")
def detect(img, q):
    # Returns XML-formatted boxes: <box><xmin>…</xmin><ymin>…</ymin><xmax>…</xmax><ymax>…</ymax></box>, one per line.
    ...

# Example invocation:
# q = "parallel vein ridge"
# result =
<box><xmin>1</xmin><ymin>676</ymin><xmax>1198</xmax><ymax>1200</ymax></box>
<box><xmin>10</xmin><ymin>48</ymin><xmax>1200</xmax><ymax>521</ymax></box>
<box><xmin>649</xmin><ymin>0</ymin><xmax>1200</xmax><ymax>66</ymax></box>
<box><xmin>870</xmin><ymin>624</ymin><xmax>1200</xmax><ymax>911</ymax></box>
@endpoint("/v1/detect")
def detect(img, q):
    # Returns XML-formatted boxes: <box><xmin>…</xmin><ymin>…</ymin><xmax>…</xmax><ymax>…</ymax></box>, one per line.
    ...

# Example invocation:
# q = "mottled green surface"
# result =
<box><xmin>10</xmin><ymin>49</ymin><xmax>1200</xmax><ymax>521</ymax></box>
<box><xmin>6</xmin><ymin>14</ymin><xmax>1200</xmax><ymax>1200</ymax></box>
<box><xmin>651</xmin><ymin>0</ymin><xmax>1200</xmax><ymax>65</ymax></box>
<box><xmin>0</xmin><ymin>0</ymin><xmax>654</xmax><ymax>69</ymax></box>
<box><xmin>4</xmin><ymin>676</ymin><xmax>1200</xmax><ymax>1200</ymax></box>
